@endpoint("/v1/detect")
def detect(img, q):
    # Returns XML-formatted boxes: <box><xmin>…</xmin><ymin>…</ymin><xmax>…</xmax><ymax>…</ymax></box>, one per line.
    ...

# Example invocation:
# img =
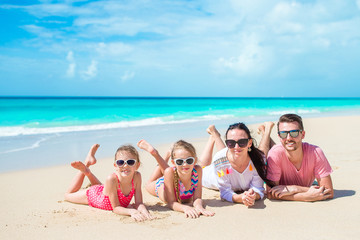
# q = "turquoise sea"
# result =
<box><xmin>1</xmin><ymin>97</ymin><xmax>360</xmax><ymax>172</ymax></box>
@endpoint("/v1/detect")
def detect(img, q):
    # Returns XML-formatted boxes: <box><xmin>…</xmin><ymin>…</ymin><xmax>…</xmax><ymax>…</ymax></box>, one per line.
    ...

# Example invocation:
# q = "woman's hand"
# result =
<box><xmin>242</xmin><ymin>189</ymin><xmax>256</xmax><ymax>207</ymax></box>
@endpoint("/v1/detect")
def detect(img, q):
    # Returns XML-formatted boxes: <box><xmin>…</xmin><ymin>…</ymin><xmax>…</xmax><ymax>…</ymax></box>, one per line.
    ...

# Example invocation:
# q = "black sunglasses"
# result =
<box><xmin>174</xmin><ymin>157</ymin><xmax>195</xmax><ymax>166</ymax></box>
<box><xmin>225</xmin><ymin>139</ymin><xmax>249</xmax><ymax>148</ymax></box>
<box><xmin>278</xmin><ymin>130</ymin><xmax>302</xmax><ymax>139</ymax></box>
<box><xmin>115</xmin><ymin>159</ymin><xmax>136</xmax><ymax>167</ymax></box>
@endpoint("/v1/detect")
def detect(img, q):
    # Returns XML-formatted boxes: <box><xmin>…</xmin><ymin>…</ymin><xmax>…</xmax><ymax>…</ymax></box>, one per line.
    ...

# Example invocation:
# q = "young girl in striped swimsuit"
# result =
<box><xmin>138</xmin><ymin>139</ymin><xmax>214</xmax><ymax>218</ymax></box>
<box><xmin>64</xmin><ymin>144</ymin><xmax>154</xmax><ymax>222</ymax></box>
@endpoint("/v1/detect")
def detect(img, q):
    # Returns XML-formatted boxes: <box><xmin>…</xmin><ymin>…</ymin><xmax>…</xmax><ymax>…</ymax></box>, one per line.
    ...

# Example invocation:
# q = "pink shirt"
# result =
<box><xmin>267</xmin><ymin>142</ymin><xmax>332</xmax><ymax>186</ymax></box>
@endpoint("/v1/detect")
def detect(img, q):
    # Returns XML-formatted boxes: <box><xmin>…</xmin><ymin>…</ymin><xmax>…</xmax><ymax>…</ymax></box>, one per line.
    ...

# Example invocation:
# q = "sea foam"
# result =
<box><xmin>0</xmin><ymin>114</ymin><xmax>234</xmax><ymax>137</ymax></box>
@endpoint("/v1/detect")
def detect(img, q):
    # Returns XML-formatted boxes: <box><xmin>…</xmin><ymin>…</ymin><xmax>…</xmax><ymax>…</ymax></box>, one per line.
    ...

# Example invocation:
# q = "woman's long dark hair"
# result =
<box><xmin>226</xmin><ymin>122</ymin><xmax>275</xmax><ymax>188</ymax></box>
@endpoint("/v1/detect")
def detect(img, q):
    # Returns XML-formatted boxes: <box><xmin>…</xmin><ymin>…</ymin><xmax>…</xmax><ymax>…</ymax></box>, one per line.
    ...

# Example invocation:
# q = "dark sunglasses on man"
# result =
<box><xmin>278</xmin><ymin>130</ymin><xmax>302</xmax><ymax>139</ymax></box>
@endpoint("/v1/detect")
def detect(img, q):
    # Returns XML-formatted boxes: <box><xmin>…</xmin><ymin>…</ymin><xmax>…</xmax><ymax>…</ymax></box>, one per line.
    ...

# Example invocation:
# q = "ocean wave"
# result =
<box><xmin>0</xmin><ymin>114</ymin><xmax>235</xmax><ymax>137</ymax></box>
<box><xmin>0</xmin><ymin>137</ymin><xmax>48</xmax><ymax>154</ymax></box>
<box><xmin>268</xmin><ymin>109</ymin><xmax>321</xmax><ymax>116</ymax></box>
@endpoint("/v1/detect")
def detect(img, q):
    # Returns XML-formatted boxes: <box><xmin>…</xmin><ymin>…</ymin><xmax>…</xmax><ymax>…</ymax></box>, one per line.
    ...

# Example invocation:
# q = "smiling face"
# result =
<box><xmin>278</xmin><ymin>121</ymin><xmax>305</xmax><ymax>152</ymax></box>
<box><xmin>226</xmin><ymin>128</ymin><xmax>252</xmax><ymax>158</ymax></box>
<box><xmin>171</xmin><ymin>148</ymin><xmax>196</xmax><ymax>175</ymax></box>
<box><xmin>114</xmin><ymin>150</ymin><xmax>139</xmax><ymax>178</ymax></box>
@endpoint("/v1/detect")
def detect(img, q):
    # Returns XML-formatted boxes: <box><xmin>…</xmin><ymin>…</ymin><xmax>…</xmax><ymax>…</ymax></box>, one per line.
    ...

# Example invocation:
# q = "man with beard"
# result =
<box><xmin>266</xmin><ymin>114</ymin><xmax>334</xmax><ymax>202</ymax></box>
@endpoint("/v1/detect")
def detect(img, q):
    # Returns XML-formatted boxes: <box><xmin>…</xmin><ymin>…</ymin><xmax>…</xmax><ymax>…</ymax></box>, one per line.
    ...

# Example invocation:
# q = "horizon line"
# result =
<box><xmin>1</xmin><ymin>96</ymin><xmax>360</xmax><ymax>99</ymax></box>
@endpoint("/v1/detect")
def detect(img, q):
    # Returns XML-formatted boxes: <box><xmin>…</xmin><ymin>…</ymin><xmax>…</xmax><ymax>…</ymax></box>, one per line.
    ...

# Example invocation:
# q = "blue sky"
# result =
<box><xmin>1</xmin><ymin>0</ymin><xmax>360</xmax><ymax>97</ymax></box>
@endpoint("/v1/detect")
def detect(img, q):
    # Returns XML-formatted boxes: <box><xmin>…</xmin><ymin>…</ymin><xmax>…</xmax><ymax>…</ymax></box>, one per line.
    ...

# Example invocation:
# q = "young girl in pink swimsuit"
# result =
<box><xmin>64</xmin><ymin>144</ymin><xmax>154</xmax><ymax>222</ymax></box>
<box><xmin>137</xmin><ymin>139</ymin><xmax>214</xmax><ymax>218</ymax></box>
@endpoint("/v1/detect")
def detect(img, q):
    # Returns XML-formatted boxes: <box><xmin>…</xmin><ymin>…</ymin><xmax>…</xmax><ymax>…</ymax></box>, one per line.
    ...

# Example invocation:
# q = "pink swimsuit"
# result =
<box><xmin>86</xmin><ymin>173</ymin><xmax>135</xmax><ymax>211</ymax></box>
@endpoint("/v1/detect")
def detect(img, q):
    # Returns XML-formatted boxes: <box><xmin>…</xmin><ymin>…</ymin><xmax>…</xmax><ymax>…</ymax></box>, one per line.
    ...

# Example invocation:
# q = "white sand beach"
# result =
<box><xmin>1</xmin><ymin>115</ymin><xmax>359</xmax><ymax>239</ymax></box>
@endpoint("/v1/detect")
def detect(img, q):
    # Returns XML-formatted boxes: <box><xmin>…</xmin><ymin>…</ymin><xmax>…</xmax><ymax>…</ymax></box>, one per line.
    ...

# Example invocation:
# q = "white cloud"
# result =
<box><xmin>21</xmin><ymin>25</ymin><xmax>58</xmax><ymax>38</ymax></box>
<box><xmin>121</xmin><ymin>71</ymin><xmax>135</xmax><ymax>82</ymax></box>
<box><xmin>66</xmin><ymin>63</ymin><xmax>76</xmax><ymax>78</ymax></box>
<box><xmin>74</xmin><ymin>17</ymin><xmax>149</xmax><ymax>37</ymax></box>
<box><xmin>66</xmin><ymin>51</ymin><xmax>76</xmax><ymax>78</ymax></box>
<box><xmin>3</xmin><ymin>0</ymin><xmax>360</xmax><ymax>96</ymax></box>
<box><xmin>217</xmin><ymin>34</ymin><xmax>272</xmax><ymax>75</ymax></box>
<box><xmin>66</xmin><ymin>51</ymin><xmax>74</xmax><ymax>62</ymax></box>
<box><xmin>81</xmin><ymin>60</ymin><xmax>98</xmax><ymax>80</ymax></box>
<box><xmin>96</xmin><ymin>42</ymin><xmax>132</xmax><ymax>56</ymax></box>
<box><xmin>313</xmin><ymin>38</ymin><xmax>331</xmax><ymax>49</ymax></box>
<box><xmin>229</xmin><ymin>0</ymin><xmax>278</xmax><ymax>20</ymax></box>
<box><xmin>26</xmin><ymin>2</ymin><xmax>93</xmax><ymax>18</ymax></box>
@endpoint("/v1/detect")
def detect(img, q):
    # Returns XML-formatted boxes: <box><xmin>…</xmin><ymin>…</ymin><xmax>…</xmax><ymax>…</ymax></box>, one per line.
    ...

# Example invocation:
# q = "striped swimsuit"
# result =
<box><xmin>155</xmin><ymin>167</ymin><xmax>198</xmax><ymax>200</ymax></box>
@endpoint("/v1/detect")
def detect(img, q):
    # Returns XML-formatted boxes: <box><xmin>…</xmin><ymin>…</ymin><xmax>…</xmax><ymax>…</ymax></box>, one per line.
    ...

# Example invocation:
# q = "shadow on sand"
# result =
<box><xmin>333</xmin><ymin>189</ymin><xmax>356</xmax><ymax>199</ymax></box>
<box><xmin>203</xmin><ymin>197</ymin><xmax>266</xmax><ymax>209</ymax></box>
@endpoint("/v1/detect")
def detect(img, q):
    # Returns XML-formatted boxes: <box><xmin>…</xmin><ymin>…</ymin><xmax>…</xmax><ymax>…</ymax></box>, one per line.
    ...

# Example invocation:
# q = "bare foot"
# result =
<box><xmin>71</xmin><ymin>161</ymin><xmax>90</xmax><ymax>175</ymax></box>
<box><xmin>85</xmin><ymin>144</ymin><xmax>99</xmax><ymax>167</ymax></box>
<box><xmin>137</xmin><ymin>140</ymin><xmax>156</xmax><ymax>155</ymax></box>
<box><xmin>207</xmin><ymin>125</ymin><xmax>221</xmax><ymax>137</ymax></box>
<box><xmin>257</xmin><ymin>124</ymin><xmax>265</xmax><ymax>135</ymax></box>
<box><xmin>264</xmin><ymin>122</ymin><xmax>275</xmax><ymax>132</ymax></box>
<box><xmin>258</xmin><ymin>122</ymin><xmax>274</xmax><ymax>135</ymax></box>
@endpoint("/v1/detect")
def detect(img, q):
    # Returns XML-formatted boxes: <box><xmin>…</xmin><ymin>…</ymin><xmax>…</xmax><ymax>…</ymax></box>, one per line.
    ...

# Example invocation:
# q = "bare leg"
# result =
<box><xmin>199</xmin><ymin>135</ymin><xmax>215</xmax><ymax>167</ymax></box>
<box><xmin>66</xmin><ymin>161</ymin><xmax>100</xmax><ymax>193</ymax></box>
<box><xmin>64</xmin><ymin>189</ymin><xmax>89</xmax><ymax>204</ymax></box>
<box><xmin>66</xmin><ymin>144</ymin><xmax>101</xmax><ymax>194</ymax></box>
<box><xmin>257</xmin><ymin>122</ymin><xmax>275</xmax><ymax>157</ymax></box>
<box><xmin>208</xmin><ymin>125</ymin><xmax>226</xmax><ymax>152</ymax></box>
<box><xmin>145</xmin><ymin>180</ymin><xmax>167</xmax><ymax>202</ymax></box>
<box><xmin>199</xmin><ymin>125</ymin><xmax>226</xmax><ymax>167</ymax></box>
<box><xmin>163</xmin><ymin>149</ymin><xmax>171</xmax><ymax>163</ymax></box>
<box><xmin>138</xmin><ymin>140</ymin><xmax>172</xmax><ymax>197</ymax></box>
<box><xmin>83</xmin><ymin>144</ymin><xmax>102</xmax><ymax>185</ymax></box>
<box><xmin>84</xmin><ymin>143</ymin><xmax>99</xmax><ymax>167</ymax></box>
<box><xmin>145</xmin><ymin>150</ymin><xmax>169</xmax><ymax>202</ymax></box>
<box><xmin>146</xmin><ymin>149</ymin><xmax>171</xmax><ymax>189</ymax></box>
<box><xmin>137</xmin><ymin>140</ymin><xmax>169</xmax><ymax>172</ymax></box>
<box><xmin>66</xmin><ymin>161</ymin><xmax>88</xmax><ymax>194</ymax></box>
<box><xmin>64</xmin><ymin>162</ymin><xmax>93</xmax><ymax>204</ymax></box>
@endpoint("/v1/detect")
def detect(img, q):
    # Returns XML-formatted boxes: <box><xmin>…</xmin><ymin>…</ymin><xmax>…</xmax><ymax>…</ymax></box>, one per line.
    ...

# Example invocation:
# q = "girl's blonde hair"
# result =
<box><xmin>171</xmin><ymin>140</ymin><xmax>197</xmax><ymax>203</ymax></box>
<box><xmin>170</xmin><ymin>140</ymin><xmax>197</xmax><ymax>159</ymax></box>
<box><xmin>114</xmin><ymin>145</ymin><xmax>140</xmax><ymax>163</ymax></box>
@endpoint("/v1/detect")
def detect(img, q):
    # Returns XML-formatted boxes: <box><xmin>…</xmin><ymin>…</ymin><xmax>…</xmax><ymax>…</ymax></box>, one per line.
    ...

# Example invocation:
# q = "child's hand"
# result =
<box><xmin>130</xmin><ymin>209</ymin><xmax>147</xmax><ymax>222</ymax></box>
<box><xmin>140</xmin><ymin>210</ymin><xmax>156</xmax><ymax>220</ymax></box>
<box><xmin>136</xmin><ymin>203</ymin><xmax>156</xmax><ymax>220</ymax></box>
<box><xmin>242</xmin><ymin>189</ymin><xmax>256</xmax><ymax>207</ymax></box>
<box><xmin>195</xmin><ymin>207</ymin><xmax>215</xmax><ymax>217</ymax></box>
<box><xmin>183</xmin><ymin>206</ymin><xmax>200</xmax><ymax>218</ymax></box>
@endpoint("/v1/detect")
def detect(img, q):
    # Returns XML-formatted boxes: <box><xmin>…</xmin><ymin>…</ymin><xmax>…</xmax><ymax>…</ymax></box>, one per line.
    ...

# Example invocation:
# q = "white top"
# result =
<box><xmin>202</xmin><ymin>148</ymin><xmax>265</xmax><ymax>202</ymax></box>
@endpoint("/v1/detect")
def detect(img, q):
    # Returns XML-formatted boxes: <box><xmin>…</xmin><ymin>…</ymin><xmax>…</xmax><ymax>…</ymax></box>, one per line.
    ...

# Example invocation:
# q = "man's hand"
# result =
<box><xmin>269</xmin><ymin>185</ymin><xmax>298</xmax><ymax>198</ymax></box>
<box><xmin>305</xmin><ymin>185</ymin><xmax>332</xmax><ymax>202</ymax></box>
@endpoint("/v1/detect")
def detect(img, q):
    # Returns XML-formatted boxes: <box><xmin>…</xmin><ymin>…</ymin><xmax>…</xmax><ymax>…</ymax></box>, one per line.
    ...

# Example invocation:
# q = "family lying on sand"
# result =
<box><xmin>64</xmin><ymin>113</ymin><xmax>334</xmax><ymax>221</ymax></box>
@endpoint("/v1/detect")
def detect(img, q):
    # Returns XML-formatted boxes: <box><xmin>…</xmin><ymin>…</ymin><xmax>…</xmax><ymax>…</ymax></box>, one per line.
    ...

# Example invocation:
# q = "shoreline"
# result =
<box><xmin>1</xmin><ymin>111</ymin><xmax>360</xmax><ymax>174</ymax></box>
<box><xmin>1</xmin><ymin>114</ymin><xmax>360</xmax><ymax>239</ymax></box>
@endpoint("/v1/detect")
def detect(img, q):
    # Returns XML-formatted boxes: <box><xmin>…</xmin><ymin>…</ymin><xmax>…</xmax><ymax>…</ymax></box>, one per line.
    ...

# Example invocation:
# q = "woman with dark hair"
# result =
<box><xmin>199</xmin><ymin>122</ymin><xmax>275</xmax><ymax>206</ymax></box>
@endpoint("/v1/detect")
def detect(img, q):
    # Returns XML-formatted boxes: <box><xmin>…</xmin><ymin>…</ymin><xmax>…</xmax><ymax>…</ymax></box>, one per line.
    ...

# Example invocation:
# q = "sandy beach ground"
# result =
<box><xmin>1</xmin><ymin>115</ymin><xmax>359</xmax><ymax>240</ymax></box>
